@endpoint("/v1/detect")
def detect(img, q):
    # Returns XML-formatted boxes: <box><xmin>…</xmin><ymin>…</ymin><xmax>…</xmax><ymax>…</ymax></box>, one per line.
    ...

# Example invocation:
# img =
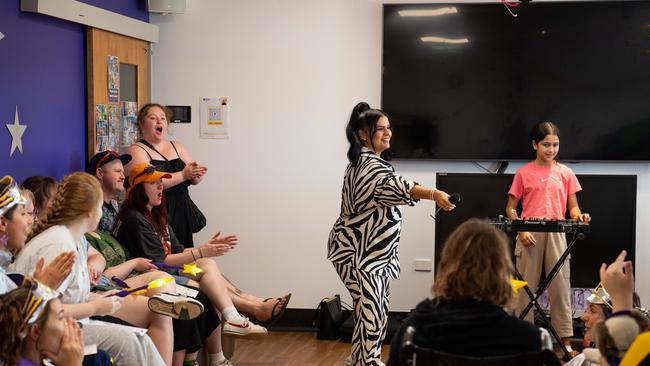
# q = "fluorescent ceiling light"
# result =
<box><xmin>398</xmin><ymin>7</ymin><xmax>458</xmax><ymax>17</ymax></box>
<box><xmin>421</xmin><ymin>36</ymin><xmax>469</xmax><ymax>44</ymax></box>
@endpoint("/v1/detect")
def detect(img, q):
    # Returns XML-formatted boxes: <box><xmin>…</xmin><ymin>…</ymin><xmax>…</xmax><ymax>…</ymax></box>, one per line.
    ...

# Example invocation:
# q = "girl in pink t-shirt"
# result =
<box><xmin>506</xmin><ymin>121</ymin><xmax>591</xmax><ymax>350</ymax></box>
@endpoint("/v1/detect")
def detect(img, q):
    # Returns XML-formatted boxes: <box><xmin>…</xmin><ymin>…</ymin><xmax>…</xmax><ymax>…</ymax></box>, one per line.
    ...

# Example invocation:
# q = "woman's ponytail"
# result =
<box><xmin>345</xmin><ymin>102</ymin><xmax>388</xmax><ymax>164</ymax></box>
<box><xmin>346</xmin><ymin>102</ymin><xmax>370</xmax><ymax>163</ymax></box>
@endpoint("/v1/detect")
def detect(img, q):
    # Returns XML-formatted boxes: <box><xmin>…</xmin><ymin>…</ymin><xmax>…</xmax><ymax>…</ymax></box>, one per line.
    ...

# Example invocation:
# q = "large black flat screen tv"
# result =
<box><xmin>382</xmin><ymin>2</ymin><xmax>650</xmax><ymax>161</ymax></box>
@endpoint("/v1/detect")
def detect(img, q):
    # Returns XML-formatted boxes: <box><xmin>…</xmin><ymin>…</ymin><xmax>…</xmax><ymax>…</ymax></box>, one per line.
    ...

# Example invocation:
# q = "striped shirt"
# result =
<box><xmin>327</xmin><ymin>148</ymin><xmax>417</xmax><ymax>279</ymax></box>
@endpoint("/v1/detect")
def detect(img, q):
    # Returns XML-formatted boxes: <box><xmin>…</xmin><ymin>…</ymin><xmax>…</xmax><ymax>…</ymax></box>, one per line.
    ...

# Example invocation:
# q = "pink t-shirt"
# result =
<box><xmin>508</xmin><ymin>161</ymin><xmax>581</xmax><ymax>220</ymax></box>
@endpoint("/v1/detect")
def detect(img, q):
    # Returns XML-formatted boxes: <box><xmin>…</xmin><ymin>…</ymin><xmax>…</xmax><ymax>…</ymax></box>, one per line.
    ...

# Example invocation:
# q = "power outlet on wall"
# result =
<box><xmin>413</xmin><ymin>258</ymin><xmax>433</xmax><ymax>272</ymax></box>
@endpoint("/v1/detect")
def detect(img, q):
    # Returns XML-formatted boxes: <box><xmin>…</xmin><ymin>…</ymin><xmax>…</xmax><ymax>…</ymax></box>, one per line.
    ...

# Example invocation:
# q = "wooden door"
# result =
<box><xmin>86</xmin><ymin>27</ymin><xmax>150</xmax><ymax>157</ymax></box>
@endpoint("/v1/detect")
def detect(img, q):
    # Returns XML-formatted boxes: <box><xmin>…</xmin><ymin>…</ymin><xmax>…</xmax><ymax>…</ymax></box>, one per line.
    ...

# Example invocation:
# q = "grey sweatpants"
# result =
<box><xmin>82</xmin><ymin>322</ymin><xmax>165</xmax><ymax>365</ymax></box>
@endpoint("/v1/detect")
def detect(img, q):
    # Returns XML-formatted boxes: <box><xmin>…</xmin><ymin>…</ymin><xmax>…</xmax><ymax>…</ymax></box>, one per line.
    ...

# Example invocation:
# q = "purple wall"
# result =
<box><xmin>79</xmin><ymin>0</ymin><xmax>149</xmax><ymax>22</ymax></box>
<box><xmin>0</xmin><ymin>0</ymin><xmax>148</xmax><ymax>183</ymax></box>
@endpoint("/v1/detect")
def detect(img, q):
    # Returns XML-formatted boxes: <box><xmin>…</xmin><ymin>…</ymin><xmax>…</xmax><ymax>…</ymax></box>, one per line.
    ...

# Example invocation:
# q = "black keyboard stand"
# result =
<box><xmin>516</xmin><ymin>231</ymin><xmax>585</xmax><ymax>361</ymax></box>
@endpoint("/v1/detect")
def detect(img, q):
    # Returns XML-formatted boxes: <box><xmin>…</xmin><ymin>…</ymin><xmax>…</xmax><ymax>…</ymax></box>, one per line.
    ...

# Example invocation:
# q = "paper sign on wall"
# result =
<box><xmin>95</xmin><ymin>104</ymin><xmax>108</xmax><ymax>153</ymax></box>
<box><xmin>108</xmin><ymin>55</ymin><xmax>119</xmax><ymax>103</ymax></box>
<box><xmin>120</xmin><ymin>101</ymin><xmax>139</xmax><ymax>150</ymax></box>
<box><xmin>107</xmin><ymin>105</ymin><xmax>120</xmax><ymax>151</ymax></box>
<box><xmin>200</xmin><ymin>97</ymin><xmax>229</xmax><ymax>139</ymax></box>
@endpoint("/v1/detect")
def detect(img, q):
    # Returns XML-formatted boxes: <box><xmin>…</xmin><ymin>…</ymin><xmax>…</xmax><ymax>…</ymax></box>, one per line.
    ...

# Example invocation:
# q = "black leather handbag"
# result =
<box><xmin>315</xmin><ymin>295</ymin><xmax>345</xmax><ymax>340</ymax></box>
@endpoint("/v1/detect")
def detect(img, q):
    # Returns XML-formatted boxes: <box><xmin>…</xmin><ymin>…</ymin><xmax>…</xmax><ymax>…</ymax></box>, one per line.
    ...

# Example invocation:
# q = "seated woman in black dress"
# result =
<box><xmin>388</xmin><ymin>218</ymin><xmax>555</xmax><ymax>365</ymax></box>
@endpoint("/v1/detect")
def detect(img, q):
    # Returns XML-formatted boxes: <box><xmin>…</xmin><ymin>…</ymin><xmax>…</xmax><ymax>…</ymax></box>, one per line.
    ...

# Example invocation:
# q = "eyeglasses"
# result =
<box><xmin>95</xmin><ymin>151</ymin><xmax>118</xmax><ymax>170</ymax></box>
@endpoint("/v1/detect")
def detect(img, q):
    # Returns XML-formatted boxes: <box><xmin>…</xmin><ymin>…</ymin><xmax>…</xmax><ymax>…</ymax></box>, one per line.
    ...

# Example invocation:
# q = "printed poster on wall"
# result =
<box><xmin>120</xmin><ymin>101</ymin><xmax>138</xmax><ymax>149</ymax></box>
<box><xmin>107</xmin><ymin>105</ymin><xmax>120</xmax><ymax>151</ymax></box>
<box><xmin>95</xmin><ymin>104</ymin><xmax>108</xmax><ymax>153</ymax></box>
<box><xmin>108</xmin><ymin>55</ymin><xmax>119</xmax><ymax>103</ymax></box>
<box><xmin>199</xmin><ymin>97</ymin><xmax>229</xmax><ymax>139</ymax></box>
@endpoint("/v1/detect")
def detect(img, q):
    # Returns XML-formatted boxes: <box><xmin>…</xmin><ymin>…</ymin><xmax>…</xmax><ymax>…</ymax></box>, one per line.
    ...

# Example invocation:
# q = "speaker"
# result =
<box><xmin>147</xmin><ymin>0</ymin><xmax>186</xmax><ymax>14</ymax></box>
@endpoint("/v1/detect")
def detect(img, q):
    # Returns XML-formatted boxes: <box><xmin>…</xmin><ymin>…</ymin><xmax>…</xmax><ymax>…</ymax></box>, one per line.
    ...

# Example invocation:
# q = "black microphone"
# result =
<box><xmin>449</xmin><ymin>193</ymin><xmax>461</xmax><ymax>205</ymax></box>
<box><xmin>430</xmin><ymin>193</ymin><xmax>461</xmax><ymax>221</ymax></box>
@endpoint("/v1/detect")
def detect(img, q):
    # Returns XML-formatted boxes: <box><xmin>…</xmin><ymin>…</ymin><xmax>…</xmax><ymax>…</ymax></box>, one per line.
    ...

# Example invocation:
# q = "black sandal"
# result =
<box><xmin>260</xmin><ymin>293</ymin><xmax>292</xmax><ymax>326</ymax></box>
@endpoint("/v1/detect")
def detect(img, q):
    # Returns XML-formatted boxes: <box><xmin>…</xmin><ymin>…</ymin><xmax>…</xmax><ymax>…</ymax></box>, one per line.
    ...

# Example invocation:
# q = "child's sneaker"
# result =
<box><xmin>148</xmin><ymin>293</ymin><xmax>204</xmax><ymax>320</ymax></box>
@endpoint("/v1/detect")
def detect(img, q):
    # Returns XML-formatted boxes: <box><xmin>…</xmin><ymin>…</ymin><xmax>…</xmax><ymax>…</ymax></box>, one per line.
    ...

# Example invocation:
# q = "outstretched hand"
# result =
<box><xmin>433</xmin><ymin>190</ymin><xmax>456</xmax><ymax>211</ymax></box>
<box><xmin>199</xmin><ymin>232</ymin><xmax>238</xmax><ymax>257</ymax></box>
<box><xmin>600</xmin><ymin>250</ymin><xmax>634</xmax><ymax>312</ymax></box>
<box><xmin>211</xmin><ymin>232</ymin><xmax>237</xmax><ymax>246</ymax></box>
<box><xmin>33</xmin><ymin>251</ymin><xmax>75</xmax><ymax>290</ymax></box>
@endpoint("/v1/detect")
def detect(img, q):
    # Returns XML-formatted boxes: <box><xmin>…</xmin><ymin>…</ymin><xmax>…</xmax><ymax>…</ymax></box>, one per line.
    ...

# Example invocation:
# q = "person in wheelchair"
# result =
<box><xmin>388</xmin><ymin>219</ymin><xmax>556</xmax><ymax>366</ymax></box>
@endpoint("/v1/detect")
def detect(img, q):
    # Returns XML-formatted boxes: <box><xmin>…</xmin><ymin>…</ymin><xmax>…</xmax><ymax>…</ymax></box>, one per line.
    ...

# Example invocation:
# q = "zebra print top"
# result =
<box><xmin>327</xmin><ymin>148</ymin><xmax>418</xmax><ymax>279</ymax></box>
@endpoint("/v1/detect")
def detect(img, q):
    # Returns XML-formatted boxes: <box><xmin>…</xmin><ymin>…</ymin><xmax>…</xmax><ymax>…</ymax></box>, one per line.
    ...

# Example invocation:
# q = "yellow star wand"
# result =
<box><xmin>110</xmin><ymin>277</ymin><xmax>174</xmax><ymax>297</ymax></box>
<box><xmin>150</xmin><ymin>262</ymin><xmax>204</xmax><ymax>277</ymax></box>
<box><xmin>511</xmin><ymin>277</ymin><xmax>528</xmax><ymax>295</ymax></box>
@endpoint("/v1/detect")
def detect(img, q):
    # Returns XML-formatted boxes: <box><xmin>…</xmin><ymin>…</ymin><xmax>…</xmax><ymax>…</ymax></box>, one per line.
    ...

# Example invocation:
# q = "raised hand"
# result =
<box><xmin>600</xmin><ymin>250</ymin><xmax>634</xmax><ymax>311</ymax></box>
<box><xmin>33</xmin><ymin>251</ymin><xmax>75</xmax><ymax>290</ymax></box>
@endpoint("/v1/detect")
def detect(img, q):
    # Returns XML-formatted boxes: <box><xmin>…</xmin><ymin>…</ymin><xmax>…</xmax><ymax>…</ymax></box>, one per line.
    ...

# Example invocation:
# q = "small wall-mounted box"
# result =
<box><xmin>148</xmin><ymin>0</ymin><xmax>186</xmax><ymax>14</ymax></box>
<box><xmin>167</xmin><ymin>105</ymin><xmax>191</xmax><ymax>123</ymax></box>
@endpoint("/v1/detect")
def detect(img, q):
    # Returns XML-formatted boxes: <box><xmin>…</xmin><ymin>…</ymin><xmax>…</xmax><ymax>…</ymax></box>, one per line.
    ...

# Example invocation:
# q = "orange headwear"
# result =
<box><xmin>126</xmin><ymin>163</ymin><xmax>172</xmax><ymax>198</ymax></box>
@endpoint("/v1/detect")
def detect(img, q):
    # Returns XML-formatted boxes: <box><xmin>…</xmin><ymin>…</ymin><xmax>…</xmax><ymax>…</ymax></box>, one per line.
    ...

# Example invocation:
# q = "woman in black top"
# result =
<box><xmin>126</xmin><ymin>103</ymin><xmax>208</xmax><ymax>247</ymax></box>
<box><xmin>113</xmin><ymin>163</ymin><xmax>267</xmax><ymax>342</ymax></box>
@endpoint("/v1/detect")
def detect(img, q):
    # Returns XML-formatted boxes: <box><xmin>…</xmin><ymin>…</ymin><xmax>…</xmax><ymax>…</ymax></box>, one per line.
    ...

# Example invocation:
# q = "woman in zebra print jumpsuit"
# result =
<box><xmin>328</xmin><ymin>102</ymin><xmax>456</xmax><ymax>365</ymax></box>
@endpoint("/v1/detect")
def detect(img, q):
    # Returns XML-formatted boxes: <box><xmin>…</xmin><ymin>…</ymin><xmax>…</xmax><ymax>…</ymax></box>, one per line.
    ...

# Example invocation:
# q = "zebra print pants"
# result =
<box><xmin>334</xmin><ymin>262</ymin><xmax>390</xmax><ymax>366</ymax></box>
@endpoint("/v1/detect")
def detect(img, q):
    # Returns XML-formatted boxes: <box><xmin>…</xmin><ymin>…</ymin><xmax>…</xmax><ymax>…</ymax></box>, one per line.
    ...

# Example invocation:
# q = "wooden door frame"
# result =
<box><xmin>86</xmin><ymin>27</ymin><xmax>150</xmax><ymax>159</ymax></box>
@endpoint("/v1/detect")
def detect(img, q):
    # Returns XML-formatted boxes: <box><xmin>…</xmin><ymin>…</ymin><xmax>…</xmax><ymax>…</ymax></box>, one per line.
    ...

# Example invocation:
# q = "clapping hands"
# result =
<box><xmin>200</xmin><ymin>232</ymin><xmax>238</xmax><ymax>257</ymax></box>
<box><xmin>183</xmin><ymin>162</ymin><xmax>208</xmax><ymax>181</ymax></box>
<box><xmin>33</xmin><ymin>251</ymin><xmax>75</xmax><ymax>290</ymax></box>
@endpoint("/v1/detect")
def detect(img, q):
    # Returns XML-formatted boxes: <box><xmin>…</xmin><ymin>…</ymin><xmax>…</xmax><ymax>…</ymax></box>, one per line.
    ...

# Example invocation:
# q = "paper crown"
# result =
<box><xmin>0</xmin><ymin>176</ymin><xmax>27</xmax><ymax>217</ymax></box>
<box><xmin>9</xmin><ymin>274</ymin><xmax>58</xmax><ymax>326</ymax></box>
<box><xmin>587</xmin><ymin>283</ymin><xmax>613</xmax><ymax>308</ymax></box>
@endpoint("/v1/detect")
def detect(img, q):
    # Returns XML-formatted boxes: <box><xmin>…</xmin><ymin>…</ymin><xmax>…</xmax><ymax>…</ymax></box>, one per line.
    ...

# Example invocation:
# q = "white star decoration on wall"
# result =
<box><xmin>6</xmin><ymin>106</ymin><xmax>27</xmax><ymax>157</ymax></box>
<box><xmin>0</xmin><ymin>32</ymin><xmax>4</xmax><ymax>41</ymax></box>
